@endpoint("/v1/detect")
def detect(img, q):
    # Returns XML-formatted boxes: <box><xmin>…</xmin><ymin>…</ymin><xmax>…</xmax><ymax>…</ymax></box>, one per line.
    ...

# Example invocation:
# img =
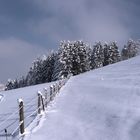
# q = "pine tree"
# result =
<box><xmin>91</xmin><ymin>42</ymin><xmax>104</xmax><ymax>69</ymax></box>
<box><xmin>121</xmin><ymin>45</ymin><xmax>129</xmax><ymax>60</ymax></box>
<box><xmin>26</xmin><ymin>58</ymin><xmax>44</xmax><ymax>85</ymax></box>
<box><xmin>41</xmin><ymin>52</ymin><xmax>57</xmax><ymax>82</ymax></box>
<box><xmin>56</xmin><ymin>40</ymin><xmax>90</xmax><ymax>79</ymax></box>
<box><xmin>127</xmin><ymin>39</ymin><xmax>138</xmax><ymax>58</ymax></box>
<box><xmin>110</xmin><ymin>41</ymin><xmax>121</xmax><ymax>63</ymax></box>
<box><xmin>5</xmin><ymin>79</ymin><xmax>15</xmax><ymax>90</ymax></box>
<box><xmin>13</xmin><ymin>79</ymin><xmax>19</xmax><ymax>88</ymax></box>
<box><xmin>103</xmin><ymin>43</ymin><xmax>109</xmax><ymax>66</ymax></box>
<box><xmin>122</xmin><ymin>39</ymin><xmax>140</xmax><ymax>60</ymax></box>
<box><xmin>18</xmin><ymin>76</ymin><xmax>27</xmax><ymax>88</ymax></box>
<box><xmin>103</xmin><ymin>41</ymin><xmax>120</xmax><ymax>66</ymax></box>
<box><xmin>58</xmin><ymin>41</ymin><xmax>74</xmax><ymax>78</ymax></box>
<box><xmin>72</xmin><ymin>40</ymin><xmax>90</xmax><ymax>75</ymax></box>
<box><xmin>51</xmin><ymin>51</ymin><xmax>64</xmax><ymax>81</ymax></box>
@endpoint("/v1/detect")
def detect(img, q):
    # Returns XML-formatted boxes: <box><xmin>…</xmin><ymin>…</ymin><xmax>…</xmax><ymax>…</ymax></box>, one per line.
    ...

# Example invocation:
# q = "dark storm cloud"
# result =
<box><xmin>31</xmin><ymin>0</ymin><xmax>135</xmax><ymax>45</ymax></box>
<box><xmin>0</xmin><ymin>0</ymin><xmax>50</xmax><ymax>46</ymax></box>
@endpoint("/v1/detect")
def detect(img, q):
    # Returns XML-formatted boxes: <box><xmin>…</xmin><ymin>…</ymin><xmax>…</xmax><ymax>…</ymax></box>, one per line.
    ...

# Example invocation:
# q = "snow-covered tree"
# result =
<box><xmin>18</xmin><ymin>76</ymin><xmax>27</xmax><ymax>88</ymax></box>
<box><xmin>26</xmin><ymin>58</ymin><xmax>44</xmax><ymax>85</ymax></box>
<box><xmin>5</xmin><ymin>79</ymin><xmax>15</xmax><ymax>90</ymax></box>
<box><xmin>73</xmin><ymin>41</ymin><xmax>90</xmax><ymax>74</ymax></box>
<box><xmin>122</xmin><ymin>39</ymin><xmax>140</xmax><ymax>60</ymax></box>
<box><xmin>58</xmin><ymin>40</ymin><xmax>74</xmax><ymax>78</ymax></box>
<box><xmin>135</xmin><ymin>39</ymin><xmax>140</xmax><ymax>55</ymax></box>
<box><xmin>121</xmin><ymin>45</ymin><xmax>129</xmax><ymax>60</ymax></box>
<box><xmin>57</xmin><ymin>40</ymin><xmax>90</xmax><ymax>79</ymax></box>
<box><xmin>103</xmin><ymin>41</ymin><xmax>120</xmax><ymax>66</ymax></box>
<box><xmin>41</xmin><ymin>52</ymin><xmax>57</xmax><ymax>82</ymax></box>
<box><xmin>91</xmin><ymin>42</ymin><xmax>104</xmax><ymax>69</ymax></box>
<box><xmin>26</xmin><ymin>53</ymin><xmax>57</xmax><ymax>85</ymax></box>
<box><xmin>51</xmin><ymin>51</ymin><xmax>64</xmax><ymax>81</ymax></box>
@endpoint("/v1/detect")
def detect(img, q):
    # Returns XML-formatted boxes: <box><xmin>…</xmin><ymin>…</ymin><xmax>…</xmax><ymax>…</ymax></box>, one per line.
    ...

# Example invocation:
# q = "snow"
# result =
<box><xmin>0</xmin><ymin>56</ymin><xmax>140</xmax><ymax>140</ymax></box>
<box><xmin>0</xmin><ymin>82</ymin><xmax>56</xmax><ymax>140</ymax></box>
<box><xmin>18</xmin><ymin>98</ymin><xmax>23</xmax><ymax>103</ymax></box>
<box><xmin>0</xmin><ymin>94</ymin><xmax>4</xmax><ymax>102</ymax></box>
<box><xmin>37</xmin><ymin>91</ymin><xmax>42</xmax><ymax>95</ymax></box>
<box><xmin>0</xmin><ymin>84</ymin><xmax>5</xmax><ymax>91</ymax></box>
<box><xmin>24</xmin><ymin>56</ymin><xmax>140</xmax><ymax>140</ymax></box>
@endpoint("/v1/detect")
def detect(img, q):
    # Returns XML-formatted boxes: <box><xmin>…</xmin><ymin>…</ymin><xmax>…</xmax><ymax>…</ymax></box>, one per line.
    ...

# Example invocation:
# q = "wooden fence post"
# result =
<box><xmin>44</xmin><ymin>88</ymin><xmax>48</xmax><ymax>106</ymax></box>
<box><xmin>37</xmin><ymin>92</ymin><xmax>41</xmax><ymax>114</ymax></box>
<box><xmin>50</xmin><ymin>85</ymin><xmax>53</xmax><ymax>101</ymax></box>
<box><xmin>4</xmin><ymin>129</ymin><xmax>7</xmax><ymax>140</ymax></box>
<box><xmin>41</xmin><ymin>95</ymin><xmax>45</xmax><ymax>111</ymax></box>
<box><xmin>55</xmin><ymin>83</ymin><xmax>58</xmax><ymax>94</ymax></box>
<box><xmin>53</xmin><ymin>84</ymin><xmax>55</xmax><ymax>94</ymax></box>
<box><xmin>44</xmin><ymin>88</ymin><xmax>47</xmax><ymax>100</ymax></box>
<box><xmin>59</xmin><ymin>81</ymin><xmax>61</xmax><ymax>90</ymax></box>
<box><xmin>18</xmin><ymin>99</ymin><xmax>25</xmax><ymax>134</ymax></box>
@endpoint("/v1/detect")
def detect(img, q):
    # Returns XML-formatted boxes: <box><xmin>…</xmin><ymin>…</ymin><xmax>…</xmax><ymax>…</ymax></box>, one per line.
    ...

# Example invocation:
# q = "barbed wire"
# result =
<box><xmin>0</xmin><ymin>79</ymin><xmax>68</xmax><ymax>138</ymax></box>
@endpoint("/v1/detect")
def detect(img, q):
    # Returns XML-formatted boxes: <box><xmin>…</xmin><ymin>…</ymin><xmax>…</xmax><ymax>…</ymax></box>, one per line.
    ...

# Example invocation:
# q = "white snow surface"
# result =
<box><xmin>0</xmin><ymin>84</ymin><xmax>5</xmax><ymax>91</ymax></box>
<box><xmin>0</xmin><ymin>82</ymin><xmax>55</xmax><ymax>140</ymax></box>
<box><xmin>0</xmin><ymin>56</ymin><xmax>140</xmax><ymax>140</ymax></box>
<box><xmin>24</xmin><ymin>56</ymin><xmax>140</xmax><ymax>140</ymax></box>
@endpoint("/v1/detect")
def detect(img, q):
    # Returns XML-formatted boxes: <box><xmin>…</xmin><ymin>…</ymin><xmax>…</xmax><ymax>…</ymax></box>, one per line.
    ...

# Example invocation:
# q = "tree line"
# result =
<box><xmin>5</xmin><ymin>39</ymin><xmax>140</xmax><ymax>90</ymax></box>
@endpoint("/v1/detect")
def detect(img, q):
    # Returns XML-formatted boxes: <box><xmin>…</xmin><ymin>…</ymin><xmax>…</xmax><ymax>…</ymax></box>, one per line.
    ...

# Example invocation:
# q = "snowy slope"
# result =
<box><xmin>0</xmin><ymin>82</ymin><xmax>56</xmax><ymax>140</ymax></box>
<box><xmin>24</xmin><ymin>56</ymin><xmax>140</xmax><ymax>140</ymax></box>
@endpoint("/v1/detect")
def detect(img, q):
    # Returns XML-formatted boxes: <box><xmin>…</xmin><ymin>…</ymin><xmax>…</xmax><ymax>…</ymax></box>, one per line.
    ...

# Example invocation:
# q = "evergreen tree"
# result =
<box><xmin>18</xmin><ymin>76</ymin><xmax>27</xmax><ymax>88</ymax></box>
<box><xmin>51</xmin><ymin>51</ymin><xmax>64</xmax><ymax>81</ymax></box>
<box><xmin>91</xmin><ymin>42</ymin><xmax>104</xmax><ymax>69</ymax></box>
<box><xmin>121</xmin><ymin>45</ymin><xmax>129</xmax><ymax>60</ymax></box>
<box><xmin>122</xmin><ymin>39</ymin><xmax>140</xmax><ymax>60</ymax></box>
<box><xmin>5</xmin><ymin>79</ymin><xmax>15</xmax><ymax>90</ymax></box>
<box><xmin>127</xmin><ymin>39</ymin><xmax>138</xmax><ymax>58</ymax></box>
<box><xmin>57</xmin><ymin>40</ymin><xmax>90</xmax><ymax>79</ymax></box>
<box><xmin>59</xmin><ymin>40</ymin><xmax>73</xmax><ymax>78</ymax></box>
<box><xmin>41</xmin><ymin>52</ymin><xmax>57</xmax><ymax>82</ymax></box>
<box><xmin>26</xmin><ymin>53</ymin><xmax>57</xmax><ymax>85</ymax></box>
<box><xmin>26</xmin><ymin>57</ymin><xmax>44</xmax><ymax>85</ymax></box>
<box><xmin>103</xmin><ymin>41</ymin><xmax>120</xmax><ymax>66</ymax></box>
<box><xmin>72</xmin><ymin>40</ymin><xmax>90</xmax><ymax>75</ymax></box>
<box><xmin>13</xmin><ymin>79</ymin><xmax>19</xmax><ymax>89</ymax></box>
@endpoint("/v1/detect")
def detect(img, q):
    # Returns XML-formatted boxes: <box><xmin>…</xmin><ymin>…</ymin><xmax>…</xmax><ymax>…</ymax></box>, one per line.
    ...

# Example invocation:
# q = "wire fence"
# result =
<box><xmin>0</xmin><ymin>78</ymin><xmax>68</xmax><ymax>140</ymax></box>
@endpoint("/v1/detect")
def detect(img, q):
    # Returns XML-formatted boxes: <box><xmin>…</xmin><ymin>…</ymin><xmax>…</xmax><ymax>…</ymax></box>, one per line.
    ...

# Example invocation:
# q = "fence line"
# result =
<box><xmin>0</xmin><ymin>96</ymin><xmax>38</xmax><ymax>128</ymax></box>
<box><xmin>0</xmin><ymin>78</ymin><xmax>69</xmax><ymax>139</ymax></box>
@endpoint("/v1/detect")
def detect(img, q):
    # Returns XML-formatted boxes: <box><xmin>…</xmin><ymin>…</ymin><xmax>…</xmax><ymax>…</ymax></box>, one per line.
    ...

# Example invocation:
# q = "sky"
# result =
<box><xmin>0</xmin><ymin>0</ymin><xmax>140</xmax><ymax>83</ymax></box>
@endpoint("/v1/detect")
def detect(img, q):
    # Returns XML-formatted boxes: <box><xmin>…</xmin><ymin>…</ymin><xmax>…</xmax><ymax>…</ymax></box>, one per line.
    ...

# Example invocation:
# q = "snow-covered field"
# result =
<box><xmin>24</xmin><ymin>56</ymin><xmax>140</xmax><ymax>140</ymax></box>
<box><xmin>0</xmin><ymin>82</ymin><xmax>56</xmax><ymax>140</ymax></box>
<box><xmin>0</xmin><ymin>56</ymin><xmax>140</xmax><ymax>140</ymax></box>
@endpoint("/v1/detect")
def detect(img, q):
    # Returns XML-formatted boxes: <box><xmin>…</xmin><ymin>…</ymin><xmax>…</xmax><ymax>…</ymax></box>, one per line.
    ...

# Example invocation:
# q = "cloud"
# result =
<box><xmin>31</xmin><ymin>0</ymin><xmax>132</xmax><ymax>46</ymax></box>
<box><xmin>0</xmin><ymin>38</ymin><xmax>47</xmax><ymax>83</ymax></box>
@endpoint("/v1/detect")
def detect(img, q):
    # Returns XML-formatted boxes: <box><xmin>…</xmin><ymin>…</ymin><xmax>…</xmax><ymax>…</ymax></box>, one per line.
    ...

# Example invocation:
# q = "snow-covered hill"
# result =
<box><xmin>0</xmin><ymin>56</ymin><xmax>140</xmax><ymax>140</ymax></box>
<box><xmin>24</xmin><ymin>56</ymin><xmax>140</xmax><ymax>140</ymax></box>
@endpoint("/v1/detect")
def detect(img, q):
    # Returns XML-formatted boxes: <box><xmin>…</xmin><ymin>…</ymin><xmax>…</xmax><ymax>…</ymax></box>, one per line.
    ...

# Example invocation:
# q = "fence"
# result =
<box><xmin>0</xmin><ymin>78</ymin><xmax>68</xmax><ymax>139</ymax></box>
